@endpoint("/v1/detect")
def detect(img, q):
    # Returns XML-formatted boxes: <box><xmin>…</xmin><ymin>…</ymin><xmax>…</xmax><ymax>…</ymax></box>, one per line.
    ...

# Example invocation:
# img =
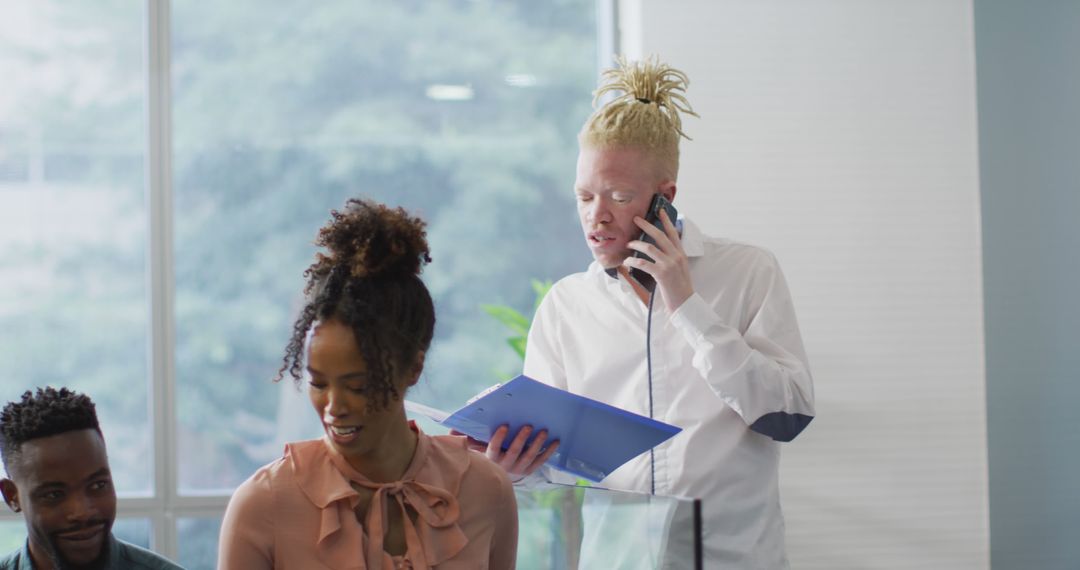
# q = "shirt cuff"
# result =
<box><xmin>669</xmin><ymin>292</ymin><xmax>722</xmax><ymax>342</ymax></box>
<box><xmin>669</xmin><ymin>292</ymin><xmax>756</xmax><ymax>396</ymax></box>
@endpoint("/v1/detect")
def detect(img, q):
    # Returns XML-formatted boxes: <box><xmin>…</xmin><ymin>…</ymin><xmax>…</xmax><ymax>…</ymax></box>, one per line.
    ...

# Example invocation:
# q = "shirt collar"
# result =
<box><xmin>15</xmin><ymin>540</ymin><xmax>32</xmax><ymax>570</ymax></box>
<box><xmin>18</xmin><ymin>534</ymin><xmax>119</xmax><ymax>570</ymax></box>
<box><xmin>678</xmin><ymin>216</ymin><xmax>706</xmax><ymax>258</ymax></box>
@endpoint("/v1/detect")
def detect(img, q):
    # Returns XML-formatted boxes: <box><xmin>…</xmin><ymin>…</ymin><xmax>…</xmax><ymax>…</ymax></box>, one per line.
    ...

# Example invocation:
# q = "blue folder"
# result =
<box><xmin>407</xmin><ymin>375</ymin><xmax>681</xmax><ymax>482</ymax></box>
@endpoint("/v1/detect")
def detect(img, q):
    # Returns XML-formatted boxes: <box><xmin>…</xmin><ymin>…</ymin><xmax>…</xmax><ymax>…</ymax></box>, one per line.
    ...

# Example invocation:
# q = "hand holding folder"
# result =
<box><xmin>405</xmin><ymin>375</ymin><xmax>681</xmax><ymax>482</ymax></box>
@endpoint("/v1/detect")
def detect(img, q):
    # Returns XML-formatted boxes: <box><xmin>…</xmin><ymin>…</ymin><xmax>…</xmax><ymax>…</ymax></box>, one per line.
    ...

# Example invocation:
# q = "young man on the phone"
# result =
<box><xmin>482</xmin><ymin>57</ymin><xmax>816</xmax><ymax>568</ymax></box>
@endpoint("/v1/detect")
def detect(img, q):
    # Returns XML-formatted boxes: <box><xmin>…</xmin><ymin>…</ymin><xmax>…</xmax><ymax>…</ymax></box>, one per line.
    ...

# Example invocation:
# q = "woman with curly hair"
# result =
<box><xmin>218</xmin><ymin>199</ymin><xmax>517</xmax><ymax>570</ymax></box>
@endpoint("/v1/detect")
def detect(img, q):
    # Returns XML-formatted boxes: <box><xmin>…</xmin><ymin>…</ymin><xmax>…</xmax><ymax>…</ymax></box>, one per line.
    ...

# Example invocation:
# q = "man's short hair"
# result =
<box><xmin>0</xmin><ymin>387</ymin><xmax>101</xmax><ymax>477</ymax></box>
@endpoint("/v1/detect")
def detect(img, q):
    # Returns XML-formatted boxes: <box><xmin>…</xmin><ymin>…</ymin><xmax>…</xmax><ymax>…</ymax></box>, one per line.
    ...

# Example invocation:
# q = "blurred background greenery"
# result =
<box><xmin>1</xmin><ymin>0</ymin><xmax>597</xmax><ymax>565</ymax></box>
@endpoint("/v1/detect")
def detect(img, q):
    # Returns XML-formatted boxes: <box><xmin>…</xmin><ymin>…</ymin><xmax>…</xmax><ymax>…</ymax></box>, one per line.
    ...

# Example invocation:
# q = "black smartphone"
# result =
<box><xmin>629</xmin><ymin>193</ymin><xmax>678</xmax><ymax>292</ymax></box>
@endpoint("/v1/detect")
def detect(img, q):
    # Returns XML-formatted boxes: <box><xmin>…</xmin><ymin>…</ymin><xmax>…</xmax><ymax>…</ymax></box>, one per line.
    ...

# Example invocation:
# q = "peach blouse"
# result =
<box><xmin>218</xmin><ymin>424</ymin><xmax>517</xmax><ymax>569</ymax></box>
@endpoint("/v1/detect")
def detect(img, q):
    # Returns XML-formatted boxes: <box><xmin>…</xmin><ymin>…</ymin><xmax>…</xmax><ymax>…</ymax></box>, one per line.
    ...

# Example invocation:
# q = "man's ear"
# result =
<box><xmin>658</xmin><ymin>180</ymin><xmax>677</xmax><ymax>203</ymax></box>
<box><xmin>0</xmin><ymin>478</ymin><xmax>20</xmax><ymax>513</ymax></box>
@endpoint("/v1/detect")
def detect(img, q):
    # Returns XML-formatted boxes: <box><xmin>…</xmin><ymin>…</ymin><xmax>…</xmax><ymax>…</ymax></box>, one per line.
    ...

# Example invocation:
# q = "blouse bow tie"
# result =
<box><xmin>355</xmin><ymin>478</ymin><xmax>464</xmax><ymax>569</ymax></box>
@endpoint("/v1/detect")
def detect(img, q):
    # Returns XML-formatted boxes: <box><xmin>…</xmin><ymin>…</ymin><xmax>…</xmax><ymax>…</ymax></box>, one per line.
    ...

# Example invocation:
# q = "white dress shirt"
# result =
<box><xmin>523</xmin><ymin>218</ymin><xmax>815</xmax><ymax>569</ymax></box>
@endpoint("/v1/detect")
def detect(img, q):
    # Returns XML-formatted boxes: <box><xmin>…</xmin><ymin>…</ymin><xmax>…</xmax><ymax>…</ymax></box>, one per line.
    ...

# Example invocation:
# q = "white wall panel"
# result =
<box><xmin>623</xmin><ymin>1</ymin><xmax>988</xmax><ymax>567</ymax></box>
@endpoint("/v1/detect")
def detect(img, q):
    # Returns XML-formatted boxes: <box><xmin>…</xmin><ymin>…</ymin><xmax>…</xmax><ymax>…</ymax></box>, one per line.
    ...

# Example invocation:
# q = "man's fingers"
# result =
<box><xmin>488</xmin><ymin>425</ymin><xmax>532</xmax><ymax>470</ymax></box>
<box><xmin>658</xmin><ymin>209</ymin><xmax>683</xmax><ymax>251</ymax></box>
<box><xmin>633</xmin><ymin>216</ymin><xmax>665</xmax><ymax>240</ymax></box>
<box><xmin>633</xmin><ymin>216</ymin><xmax>677</xmax><ymax>254</ymax></box>
<box><xmin>525</xmin><ymin>439</ymin><xmax>560</xmax><ymax>474</ymax></box>
<box><xmin>483</xmin><ymin>424</ymin><xmax>557</xmax><ymax>479</ymax></box>
<box><xmin>503</xmin><ymin>425</ymin><xmax>533</xmax><ymax>460</ymax></box>
<box><xmin>626</xmin><ymin>240</ymin><xmax>663</xmax><ymax>263</ymax></box>
<box><xmin>485</xmin><ymin>425</ymin><xmax>509</xmax><ymax>460</ymax></box>
<box><xmin>510</xmin><ymin>429</ymin><xmax>548</xmax><ymax>472</ymax></box>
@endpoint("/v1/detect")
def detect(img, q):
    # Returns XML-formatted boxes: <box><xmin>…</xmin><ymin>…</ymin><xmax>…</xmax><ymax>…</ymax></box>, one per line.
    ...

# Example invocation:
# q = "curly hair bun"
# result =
<box><xmin>280</xmin><ymin>199</ymin><xmax>437</xmax><ymax>391</ymax></box>
<box><xmin>313</xmin><ymin>199</ymin><xmax>432</xmax><ymax>281</ymax></box>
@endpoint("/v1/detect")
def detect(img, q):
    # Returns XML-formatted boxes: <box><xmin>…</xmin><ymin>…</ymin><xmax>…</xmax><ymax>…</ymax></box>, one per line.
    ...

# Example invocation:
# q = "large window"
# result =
<box><xmin>1</xmin><ymin>1</ymin><xmax>602</xmax><ymax>566</ymax></box>
<box><xmin>0</xmin><ymin>0</ymin><xmax>151</xmax><ymax>495</ymax></box>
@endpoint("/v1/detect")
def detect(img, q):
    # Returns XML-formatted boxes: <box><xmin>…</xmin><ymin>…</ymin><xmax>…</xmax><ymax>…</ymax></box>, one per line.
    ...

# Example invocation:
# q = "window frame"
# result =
<box><xmin>0</xmin><ymin>0</ymin><xmax>618</xmax><ymax>561</ymax></box>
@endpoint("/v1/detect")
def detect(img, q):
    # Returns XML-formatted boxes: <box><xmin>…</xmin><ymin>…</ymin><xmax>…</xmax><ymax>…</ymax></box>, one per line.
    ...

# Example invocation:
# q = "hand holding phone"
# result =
<box><xmin>629</xmin><ymin>193</ymin><xmax>678</xmax><ymax>292</ymax></box>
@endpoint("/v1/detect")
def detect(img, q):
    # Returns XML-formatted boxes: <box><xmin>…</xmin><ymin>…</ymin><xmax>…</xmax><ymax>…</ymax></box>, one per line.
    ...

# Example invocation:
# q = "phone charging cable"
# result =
<box><xmin>646</xmin><ymin>287</ymin><xmax>657</xmax><ymax>495</ymax></box>
<box><xmin>645</xmin><ymin>218</ymin><xmax>679</xmax><ymax>496</ymax></box>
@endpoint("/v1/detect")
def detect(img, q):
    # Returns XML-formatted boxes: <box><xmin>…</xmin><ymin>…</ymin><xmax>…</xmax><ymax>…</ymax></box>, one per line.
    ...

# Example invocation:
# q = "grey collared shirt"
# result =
<box><xmin>0</xmin><ymin>535</ymin><xmax>184</xmax><ymax>570</ymax></box>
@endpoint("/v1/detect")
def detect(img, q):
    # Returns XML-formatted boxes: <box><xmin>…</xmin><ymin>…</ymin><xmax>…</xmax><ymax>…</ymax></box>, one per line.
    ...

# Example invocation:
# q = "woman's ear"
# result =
<box><xmin>406</xmin><ymin>351</ymin><xmax>426</xmax><ymax>388</ymax></box>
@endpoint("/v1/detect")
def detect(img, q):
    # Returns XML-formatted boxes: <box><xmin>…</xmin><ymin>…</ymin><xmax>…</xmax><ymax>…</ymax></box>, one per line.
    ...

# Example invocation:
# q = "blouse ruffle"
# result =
<box><xmin>287</xmin><ymin>423</ymin><xmax>471</xmax><ymax>569</ymax></box>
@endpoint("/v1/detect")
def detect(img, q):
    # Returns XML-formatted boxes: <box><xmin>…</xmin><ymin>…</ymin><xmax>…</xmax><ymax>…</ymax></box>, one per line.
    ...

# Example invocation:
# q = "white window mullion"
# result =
<box><xmin>145</xmin><ymin>0</ymin><xmax>177</xmax><ymax>560</ymax></box>
<box><xmin>597</xmin><ymin>0</ymin><xmax>619</xmax><ymax>70</ymax></box>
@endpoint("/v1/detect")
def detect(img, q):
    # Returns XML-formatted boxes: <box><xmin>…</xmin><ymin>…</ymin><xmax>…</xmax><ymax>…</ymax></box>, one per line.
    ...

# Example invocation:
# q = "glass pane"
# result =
<box><xmin>172</xmin><ymin>1</ymin><xmax>596</xmax><ymax>492</ymax></box>
<box><xmin>112</xmin><ymin>518</ymin><xmax>151</xmax><ymax>550</ymax></box>
<box><xmin>0</xmin><ymin>1</ymin><xmax>150</xmax><ymax>495</ymax></box>
<box><xmin>517</xmin><ymin>484</ymin><xmax>701</xmax><ymax>569</ymax></box>
<box><xmin>0</xmin><ymin>517</ymin><xmax>150</xmax><ymax>554</ymax></box>
<box><xmin>0</xmin><ymin>520</ymin><xmax>23</xmax><ymax>555</ymax></box>
<box><xmin>177</xmin><ymin>517</ymin><xmax>222</xmax><ymax>570</ymax></box>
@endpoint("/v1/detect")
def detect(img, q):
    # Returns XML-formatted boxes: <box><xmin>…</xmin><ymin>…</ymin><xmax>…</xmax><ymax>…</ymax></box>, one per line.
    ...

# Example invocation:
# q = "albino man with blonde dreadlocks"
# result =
<box><xmin>478</xmin><ymin>57</ymin><xmax>816</xmax><ymax>568</ymax></box>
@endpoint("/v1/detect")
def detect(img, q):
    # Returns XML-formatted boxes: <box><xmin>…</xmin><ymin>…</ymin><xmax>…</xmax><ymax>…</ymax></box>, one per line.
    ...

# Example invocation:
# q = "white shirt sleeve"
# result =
<box><xmin>669</xmin><ymin>250</ymin><xmax>815</xmax><ymax>441</ymax></box>
<box><xmin>517</xmin><ymin>287</ymin><xmax>583</xmax><ymax>487</ymax></box>
<box><xmin>523</xmin><ymin>289</ymin><xmax>568</xmax><ymax>390</ymax></box>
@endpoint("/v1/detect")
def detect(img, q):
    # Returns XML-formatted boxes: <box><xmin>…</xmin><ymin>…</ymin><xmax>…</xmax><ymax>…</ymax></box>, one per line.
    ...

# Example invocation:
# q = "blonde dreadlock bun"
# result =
<box><xmin>580</xmin><ymin>56</ymin><xmax>699</xmax><ymax>178</ymax></box>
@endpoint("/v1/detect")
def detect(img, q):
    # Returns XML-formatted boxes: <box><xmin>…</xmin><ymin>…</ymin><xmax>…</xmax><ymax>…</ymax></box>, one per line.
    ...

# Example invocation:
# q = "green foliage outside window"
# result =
<box><xmin>1</xmin><ymin>1</ymin><xmax>598</xmax><ymax>564</ymax></box>
<box><xmin>482</xmin><ymin>278</ymin><xmax>552</xmax><ymax>371</ymax></box>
